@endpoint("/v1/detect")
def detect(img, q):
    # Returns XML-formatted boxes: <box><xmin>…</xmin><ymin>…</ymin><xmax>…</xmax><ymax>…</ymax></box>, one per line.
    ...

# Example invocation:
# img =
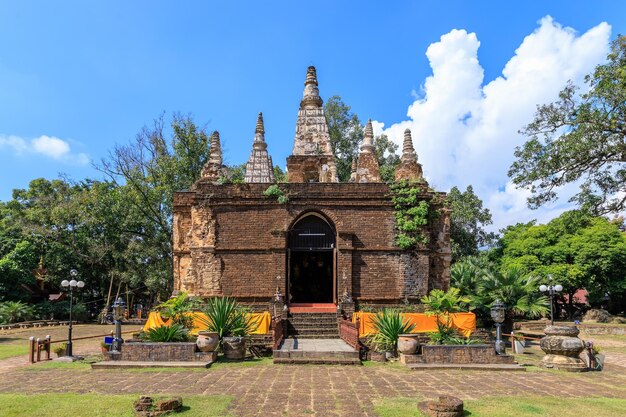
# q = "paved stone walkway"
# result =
<box><xmin>2</xmin><ymin>325</ymin><xmax>626</xmax><ymax>416</ymax></box>
<box><xmin>1</xmin><ymin>359</ymin><xmax>625</xmax><ymax>416</ymax></box>
<box><xmin>278</xmin><ymin>338</ymin><xmax>355</xmax><ymax>352</ymax></box>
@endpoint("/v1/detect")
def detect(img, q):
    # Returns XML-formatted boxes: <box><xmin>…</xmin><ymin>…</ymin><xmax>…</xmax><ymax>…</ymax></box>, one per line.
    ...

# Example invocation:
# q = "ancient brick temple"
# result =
<box><xmin>172</xmin><ymin>66</ymin><xmax>451</xmax><ymax>311</ymax></box>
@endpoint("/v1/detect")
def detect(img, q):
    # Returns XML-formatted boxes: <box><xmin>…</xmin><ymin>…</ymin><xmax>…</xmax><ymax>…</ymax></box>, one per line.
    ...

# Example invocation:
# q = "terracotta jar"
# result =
<box><xmin>196</xmin><ymin>331</ymin><xmax>219</xmax><ymax>352</ymax></box>
<box><xmin>397</xmin><ymin>334</ymin><xmax>419</xmax><ymax>355</ymax></box>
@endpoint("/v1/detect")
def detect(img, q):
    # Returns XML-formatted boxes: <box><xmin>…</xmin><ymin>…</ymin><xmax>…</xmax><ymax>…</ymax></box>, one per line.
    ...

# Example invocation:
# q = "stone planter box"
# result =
<box><xmin>401</xmin><ymin>344</ymin><xmax>515</xmax><ymax>365</ymax></box>
<box><xmin>104</xmin><ymin>342</ymin><xmax>216</xmax><ymax>362</ymax></box>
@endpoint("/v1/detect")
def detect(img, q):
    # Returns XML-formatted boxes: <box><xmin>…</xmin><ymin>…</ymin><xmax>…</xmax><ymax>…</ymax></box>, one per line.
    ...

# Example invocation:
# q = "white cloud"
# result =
<box><xmin>0</xmin><ymin>134</ymin><xmax>90</xmax><ymax>165</ymax></box>
<box><xmin>378</xmin><ymin>16</ymin><xmax>611</xmax><ymax>231</ymax></box>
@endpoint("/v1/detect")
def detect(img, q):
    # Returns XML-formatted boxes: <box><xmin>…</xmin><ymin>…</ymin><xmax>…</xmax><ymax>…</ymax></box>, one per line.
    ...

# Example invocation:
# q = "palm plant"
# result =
<box><xmin>197</xmin><ymin>297</ymin><xmax>259</xmax><ymax>341</ymax></box>
<box><xmin>420</xmin><ymin>287</ymin><xmax>471</xmax><ymax>344</ymax></box>
<box><xmin>155</xmin><ymin>292</ymin><xmax>197</xmax><ymax>329</ymax></box>
<box><xmin>0</xmin><ymin>301</ymin><xmax>35</xmax><ymax>324</ymax></box>
<box><xmin>478</xmin><ymin>267</ymin><xmax>549</xmax><ymax>320</ymax></box>
<box><xmin>368</xmin><ymin>309</ymin><xmax>415</xmax><ymax>354</ymax></box>
<box><xmin>141</xmin><ymin>324</ymin><xmax>190</xmax><ymax>342</ymax></box>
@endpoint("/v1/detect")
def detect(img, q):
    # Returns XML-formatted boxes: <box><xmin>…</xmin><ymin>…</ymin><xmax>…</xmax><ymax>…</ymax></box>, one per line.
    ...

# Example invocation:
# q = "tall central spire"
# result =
<box><xmin>287</xmin><ymin>66</ymin><xmax>337</xmax><ymax>182</ymax></box>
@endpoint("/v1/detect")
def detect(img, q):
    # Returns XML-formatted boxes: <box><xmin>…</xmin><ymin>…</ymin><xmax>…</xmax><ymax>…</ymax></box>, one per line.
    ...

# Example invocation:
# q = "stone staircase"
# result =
<box><xmin>285</xmin><ymin>312</ymin><xmax>339</xmax><ymax>339</ymax></box>
<box><xmin>273</xmin><ymin>312</ymin><xmax>361</xmax><ymax>365</ymax></box>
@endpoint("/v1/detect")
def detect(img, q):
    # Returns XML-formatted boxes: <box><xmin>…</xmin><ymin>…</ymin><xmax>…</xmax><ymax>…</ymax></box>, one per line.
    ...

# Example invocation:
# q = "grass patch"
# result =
<box><xmin>0</xmin><ymin>393</ymin><xmax>233</xmax><ymax>417</ymax></box>
<box><xmin>0</xmin><ymin>342</ymin><xmax>28</xmax><ymax>360</ymax></box>
<box><xmin>375</xmin><ymin>396</ymin><xmax>626</xmax><ymax>417</ymax></box>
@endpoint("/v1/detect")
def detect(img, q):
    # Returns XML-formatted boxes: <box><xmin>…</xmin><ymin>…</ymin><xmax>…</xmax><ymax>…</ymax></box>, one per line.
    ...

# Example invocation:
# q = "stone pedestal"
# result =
<box><xmin>540</xmin><ymin>325</ymin><xmax>586</xmax><ymax>372</ymax></box>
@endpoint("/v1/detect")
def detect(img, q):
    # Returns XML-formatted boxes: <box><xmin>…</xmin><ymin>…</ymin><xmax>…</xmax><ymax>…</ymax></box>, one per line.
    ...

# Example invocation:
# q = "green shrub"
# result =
<box><xmin>262</xmin><ymin>185</ymin><xmax>288</xmax><ymax>203</ymax></box>
<box><xmin>141</xmin><ymin>324</ymin><xmax>190</xmax><ymax>342</ymax></box>
<box><xmin>155</xmin><ymin>292</ymin><xmax>197</xmax><ymax>329</ymax></box>
<box><xmin>368</xmin><ymin>309</ymin><xmax>415</xmax><ymax>353</ymax></box>
<box><xmin>421</xmin><ymin>288</ymin><xmax>470</xmax><ymax>345</ymax></box>
<box><xmin>198</xmin><ymin>297</ymin><xmax>259</xmax><ymax>341</ymax></box>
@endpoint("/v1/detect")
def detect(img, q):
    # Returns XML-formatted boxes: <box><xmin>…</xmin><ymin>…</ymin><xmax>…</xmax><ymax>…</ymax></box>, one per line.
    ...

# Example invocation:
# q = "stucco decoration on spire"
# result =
<box><xmin>245</xmin><ymin>112</ymin><xmax>275</xmax><ymax>183</ymax></box>
<box><xmin>395</xmin><ymin>128</ymin><xmax>424</xmax><ymax>182</ymax></box>
<box><xmin>200</xmin><ymin>131</ymin><xmax>225</xmax><ymax>181</ymax></box>
<box><xmin>355</xmin><ymin>118</ymin><xmax>381</xmax><ymax>182</ymax></box>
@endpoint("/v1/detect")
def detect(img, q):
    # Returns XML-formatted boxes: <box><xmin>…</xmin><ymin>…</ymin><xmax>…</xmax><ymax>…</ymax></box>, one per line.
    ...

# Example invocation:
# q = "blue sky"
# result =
<box><xmin>1</xmin><ymin>1</ymin><xmax>625</xmax><ymax>228</ymax></box>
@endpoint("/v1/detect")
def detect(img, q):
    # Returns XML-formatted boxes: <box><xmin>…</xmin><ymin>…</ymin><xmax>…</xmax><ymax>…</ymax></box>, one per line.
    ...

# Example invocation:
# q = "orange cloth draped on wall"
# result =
<box><xmin>142</xmin><ymin>311</ymin><xmax>271</xmax><ymax>335</ymax></box>
<box><xmin>352</xmin><ymin>312</ymin><xmax>476</xmax><ymax>338</ymax></box>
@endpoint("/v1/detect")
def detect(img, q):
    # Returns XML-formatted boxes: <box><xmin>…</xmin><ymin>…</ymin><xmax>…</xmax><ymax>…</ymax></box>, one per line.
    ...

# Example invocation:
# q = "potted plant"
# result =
<box><xmin>53</xmin><ymin>343</ymin><xmax>67</xmax><ymax>358</ymax></box>
<box><xmin>198</xmin><ymin>297</ymin><xmax>259</xmax><ymax>360</ymax></box>
<box><xmin>368</xmin><ymin>309</ymin><xmax>415</xmax><ymax>358</ymax></box>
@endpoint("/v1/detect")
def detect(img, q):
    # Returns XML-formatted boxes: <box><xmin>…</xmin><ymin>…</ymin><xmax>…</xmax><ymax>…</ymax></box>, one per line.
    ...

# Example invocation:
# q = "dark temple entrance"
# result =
<box><xmin>288</xmin><ymin>214</ymin><xmax>336</xmax><ymax>304</ymax></box>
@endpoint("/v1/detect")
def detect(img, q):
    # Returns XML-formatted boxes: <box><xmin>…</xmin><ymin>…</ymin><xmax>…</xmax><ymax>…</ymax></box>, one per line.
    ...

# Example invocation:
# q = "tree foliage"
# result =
<box><xmin>496</xmin><ymin>210</ymin><xmax>626</xmax><ymax>315</ymax></box>
<box><xmin>509</xmin><ymin>35</ymin><xmax>626</xmax><ymax>214</ymax></box>
<box><xmin>447</xmin><ymin>185</ymin><xmax>496</xmax><ymax>261</ymax></box>
<box><xmin>0</xmin><ymin>114</ymin><xmax>212</xmax><ymax>314</ymax></box>
<box><xmin>324</xmin><ymin>95</ymin><xmax>400</xmax><ymax>182</ymax></box>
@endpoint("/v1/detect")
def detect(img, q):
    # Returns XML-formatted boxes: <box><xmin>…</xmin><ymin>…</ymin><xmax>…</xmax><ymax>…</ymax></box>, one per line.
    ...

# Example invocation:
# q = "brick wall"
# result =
<box><xmin>173</xmin><ymin>183</ymin><xmax>450</xmax><ymax>304</ymax></box>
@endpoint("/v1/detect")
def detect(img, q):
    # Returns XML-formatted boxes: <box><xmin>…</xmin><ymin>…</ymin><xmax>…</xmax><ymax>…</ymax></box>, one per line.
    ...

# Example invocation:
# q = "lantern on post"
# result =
<box><xmin>539</xmin><ymin>274</ymin><xmax>563</xmax><ymax>325</ymax></box>
<box><xmin>110</xmin><ymin>297</ymin><xmax>126</xmax><ymax>353</ymax></box>
<box><xmin>491</xmin><ymin>299</ymin><xmax>506</xmax><ymax>354</ymax></box>
<box><xmin>61</xmin><ymin>269</ymin><xmax>84</xmax><ymax>359</ymax></box>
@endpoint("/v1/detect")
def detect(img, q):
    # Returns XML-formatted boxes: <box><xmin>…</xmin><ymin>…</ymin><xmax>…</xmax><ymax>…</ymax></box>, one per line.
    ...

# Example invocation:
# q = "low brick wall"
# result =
<box><xmin>106</xmin><ymin>342</ymin><xmax>215</xmax><ymax>362</ymax></box>
<box><xmin>401</xmin><ymin>344</ymin><xmax>515</xmax><ymax>365</ymax></box>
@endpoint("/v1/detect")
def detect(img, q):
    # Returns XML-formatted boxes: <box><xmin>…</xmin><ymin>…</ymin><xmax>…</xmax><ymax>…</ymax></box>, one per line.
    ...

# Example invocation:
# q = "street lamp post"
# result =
<box><xmin>491</xmin><ymin>299</ymin><xmax>506</xmax><ymax>354</ymax></box>
<box><xmin>110</xmin><ymin>297</ymin><xmax>127</xmax><ymax>353</ymax></box>
<box><xmin>61</xmin><ymin>269</ymin><xmax>84</xmax><ymax>358</ymax></box>
<box><xmin>539</xmin><ymin>275</ymin><xmax>563</xmax><ymax>326</ymax></box>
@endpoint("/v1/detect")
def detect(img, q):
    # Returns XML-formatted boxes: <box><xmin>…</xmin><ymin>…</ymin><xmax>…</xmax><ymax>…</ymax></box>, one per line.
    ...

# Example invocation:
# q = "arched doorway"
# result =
<box><xmin>287</xmin><ymin>214</ymin><xmax>336</xmax><ymax>305</ymax></box>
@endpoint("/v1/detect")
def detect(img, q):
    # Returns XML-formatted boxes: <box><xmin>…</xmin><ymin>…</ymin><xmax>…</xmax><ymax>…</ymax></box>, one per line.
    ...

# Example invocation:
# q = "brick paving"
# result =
<box><xmin>0</xmin><ymin>359</ymin><xmax>625</xmax><ymax>416</ymax></box>
<box><xmin>2</xmin><ymin>325</ymin><xmax>626</xmax><ymax>416</ymax></box>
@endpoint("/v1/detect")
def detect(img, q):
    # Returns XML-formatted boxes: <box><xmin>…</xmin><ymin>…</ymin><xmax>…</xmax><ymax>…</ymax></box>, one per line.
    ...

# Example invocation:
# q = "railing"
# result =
<box><xmin>272</xmin><ymin>317</ymin><xmax>284</xmax><ymax>350</ymax></box>
<box><xmin>338</xmin><ymin>318</ymin><xmax>360</xmax><ymax>351</ymax></box>
<box><xmin>28</xmin><ymin>329</ymin><xmax>138</xmax><ymax>364</ymax></box>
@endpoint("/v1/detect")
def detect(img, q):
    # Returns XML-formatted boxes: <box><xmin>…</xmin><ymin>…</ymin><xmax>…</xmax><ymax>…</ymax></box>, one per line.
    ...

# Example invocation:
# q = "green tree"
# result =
<box><xmin>509</xmin><ymin>35</ymin><xmax>626</xmax><ymax>214</ymax></box>
<box><xmin>324</xmin><ymin>96</ymin><xmax>363</xmax><ymax>181</ymax></box>
<box><xmin>497</xmin><ymin>210</ymin><xmax>626</xmax><ymax>316</ymax></box>
<box><xmin>98</xmin><ymin>113</ymin><xmax>212</xmax><ymax>298</ymax></box>
<box><xmin>447</xmin><ymin>185</ymin><xmax>496</xmax><ymax>261</ymax></box>
<box><xmin>324</xmin><ymin>95</ymin><xmax>400</xmax><ymax>182</ymax></box>
<box><xmin>375</xmin><ymin>134</ymin><xmax>400</xmax><ymax>182</ymax></box>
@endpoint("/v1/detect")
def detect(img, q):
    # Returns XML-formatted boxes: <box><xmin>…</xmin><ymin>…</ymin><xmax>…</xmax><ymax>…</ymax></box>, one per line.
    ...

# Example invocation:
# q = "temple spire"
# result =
<box><xmin>395</xmin><ymin>128</ymin><xmax>424</xmax><ymax>182</ymax></box>
<box><xmin>287</xmin><ymin>65</ymin><xmax>337</xmax><ymax>182</ymax></box>
<box><xmin>360</xmin><ymin>119</ymin><xmax>375</xmax><ymax>153</ymax></box>
<box><xmin>300</xmin><ymin>66</ymin><xmax>323</xmax><ymax>109</ymax></box>
<box><xmin>402</xmin><ymin>128</ymin><xmax>417</xmax><ymax>160</ymax></box>
<box><xmin>200</xmin><ymin>131</ymin><xmax>224</xmax><ymax>181</ymax></box>
<box><xmin>245</xmin><ymin>112</ymin><xmax>275</xmax><ymax>183</ymax></box>
<box><xmin>355</xmin><ymin>118</ymin><xmax>381</xmax><ymax>182</ymax></box>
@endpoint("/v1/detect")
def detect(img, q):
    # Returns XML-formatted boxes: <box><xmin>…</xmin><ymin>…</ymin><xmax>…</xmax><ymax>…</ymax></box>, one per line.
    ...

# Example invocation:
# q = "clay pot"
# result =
<box><xmin>397</xmin><ymin>334</ymin><xmax>419</xmax><ymax>355</ymax></box>
<box><xmin>196</xmin><ymin>331</ymin><xmax>219</xmax><ymax>352</ymax></box>
<box><xmin>223</xmin><ymin>336</ymin><xmax>246</xmax><ymax>360</ymax></box>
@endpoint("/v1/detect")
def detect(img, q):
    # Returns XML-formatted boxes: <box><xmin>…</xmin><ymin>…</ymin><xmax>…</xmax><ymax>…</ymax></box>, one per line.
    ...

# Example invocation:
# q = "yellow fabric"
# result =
<box><xmin>352</xmin><ymin>312</ymin><xmax>476</xmax><ymax>338</ymax></box>
<box><xmin>142</xmin><ymin>311</ymin><xmax>170</xmax><ymax>333</ymax></box>
<box><xmin>142</xmin><ymin>311</ymin><xmax>271</xmax><ymax>336</ymax></box>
